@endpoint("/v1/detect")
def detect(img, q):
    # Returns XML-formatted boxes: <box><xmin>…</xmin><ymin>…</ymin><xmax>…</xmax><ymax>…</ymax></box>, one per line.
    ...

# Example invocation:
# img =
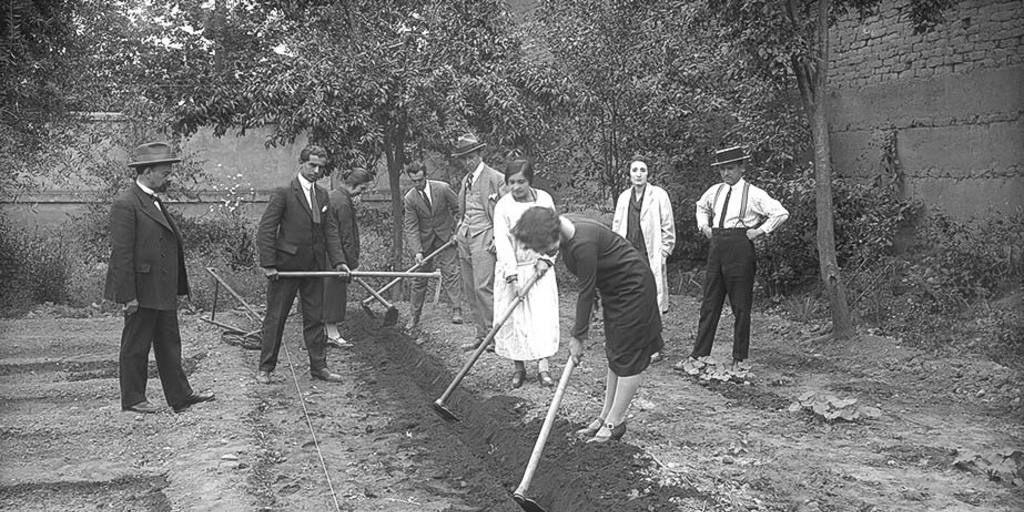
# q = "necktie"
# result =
<box><xmin>460</xmin><ymin>173</ymin><xmax>472</xmax><ymax>221</ymax></box>
<box><xmin>717</xmin><ymin>186</ymin><xmax>732</xmax><ymax>229</ymax></box>
<box><xmin>150</xmin><ymin>194</ymin><xmax>176</xmax><ymax>236</ymax></box>
<box><xmin>420</xmin><ymin>188</ymin><xmax>431</xmax><ymax>210</ymax></box>
<box><xmin>309</xmin><ymin>187</ymin><xmax>321</xmax><ymax>224</ymax></box>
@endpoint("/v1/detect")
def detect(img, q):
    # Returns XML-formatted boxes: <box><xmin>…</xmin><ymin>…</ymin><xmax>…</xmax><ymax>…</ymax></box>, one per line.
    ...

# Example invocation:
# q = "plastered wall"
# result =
<box><xmin>828</xmin><ymin>0</ymin><xmax>1023</xmax><ymax>219</ymax></box>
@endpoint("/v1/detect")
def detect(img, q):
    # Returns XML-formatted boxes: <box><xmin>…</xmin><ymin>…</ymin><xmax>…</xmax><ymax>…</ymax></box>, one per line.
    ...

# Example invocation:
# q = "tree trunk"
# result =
<box><xmin>384</xmin><ymin>121</ymin><xmax>406</xmax><ymax>299</ymax></box>
<box><xmin>790</xmin><ymin>0</ymin><xmax>854</xmax><ymax>339</ymax></box>
<box><xmin>809</xmin><ymin>0</ymin><xmax>854</xmax><ymax>339</ymax></box>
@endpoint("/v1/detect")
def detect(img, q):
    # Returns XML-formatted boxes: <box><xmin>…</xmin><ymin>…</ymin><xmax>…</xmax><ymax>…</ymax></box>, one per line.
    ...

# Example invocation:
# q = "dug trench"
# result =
<box><xmin>245</xmin><ymin>306</ymin><xmax>705</xmax><ymax>511</ymax></box>
<box><xmin>4</xmin><ymin>294</ymin><xmax>1020</xmax><ymax>511</ymax></box>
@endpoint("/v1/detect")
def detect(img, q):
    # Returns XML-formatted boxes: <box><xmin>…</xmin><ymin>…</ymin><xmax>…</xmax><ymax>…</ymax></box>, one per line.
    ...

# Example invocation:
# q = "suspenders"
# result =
<box><xmin>710</xmin><ymin>182</ymin><xmax>761</xmax><ymax>229</ymax></box>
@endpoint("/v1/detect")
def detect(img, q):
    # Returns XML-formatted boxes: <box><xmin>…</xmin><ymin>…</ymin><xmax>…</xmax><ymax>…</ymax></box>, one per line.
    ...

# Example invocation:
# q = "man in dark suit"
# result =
<box><xmin>104</xmin><ymin>142</ymin><xmax>215</xmax><ymax>414</ymax></box>
<box><xmin>256</xmin><ymin>144</ymin><xmax>347</xmax><ymax>384</ymax></box>
<box><xmin>402</xmin><ymin>160</ymin><xmax>463</xmax><ymax>331</ymax></box>
<box><xmin>451</xmin><ymin>134</ymin><xmax>506</xmax><ymax>350</ymax></box>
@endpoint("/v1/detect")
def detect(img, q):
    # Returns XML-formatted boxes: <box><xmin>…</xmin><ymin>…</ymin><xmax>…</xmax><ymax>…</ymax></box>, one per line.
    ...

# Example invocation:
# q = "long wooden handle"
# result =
<box><xmin>276</xmin><ymin>270</ymin><xmax>441</xmax><ymax>279</ymax></box>
<box><xmin>353</xmin><ymin>276</ymin><xmax>394</xmax><ymax>309</ymax></box>
<box><xmin>206</xmin><ymin>267</ymin><xmax>265</xmax><ymax>322</ymax></box>
<box><xmin>361</xmin><ymin>239</ymin><xmax>456</xmax><ymax>306</ymax></box>
<box><xmin>435</xmin><ymin>267</ymin><xmax>548</xmax><ymax>405</ymax></box>
<box><xmin>514</xmin><ymin>356</ymin><xmax>577</xmax><ymax>497</ymax></box>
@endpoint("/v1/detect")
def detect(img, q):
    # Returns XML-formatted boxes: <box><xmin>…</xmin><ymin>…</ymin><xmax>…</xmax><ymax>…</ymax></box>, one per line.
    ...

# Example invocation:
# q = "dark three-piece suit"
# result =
<box><xmin>257</xmin><ymin>177</ymin><xmax>345</xmax><ymax>373</ymax></box>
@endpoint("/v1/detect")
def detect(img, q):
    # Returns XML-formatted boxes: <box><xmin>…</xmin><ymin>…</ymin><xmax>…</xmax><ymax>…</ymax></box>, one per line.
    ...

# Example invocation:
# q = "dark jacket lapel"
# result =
<box><xmin>133</xmin><ymin>184</ymin><xmax>172</xmax><ymax>232</ymax></box>
<box><xmin>292</xmin><ymin>178</ymin><xmax>314</xmax><ymax>219</ymax></box>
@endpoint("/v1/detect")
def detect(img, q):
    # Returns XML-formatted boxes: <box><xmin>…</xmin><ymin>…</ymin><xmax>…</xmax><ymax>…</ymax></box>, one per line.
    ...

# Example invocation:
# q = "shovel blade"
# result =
<box><xmin>383</xmin><ymin>307</ymin><xmax>399</xmax><ymax>327</ymax></box>
<box><xmin>431</xmin><ymin>400</ymin><xmax>460</xmax><ymax>422</ymax></box>
<box><xmin>361</xmin><ymin>303</ymin><xmax>378</xmax><ymax>319</ymax></box>
<box><xmin>513</xmin><ymin>493</ymin><xmax>546</xmax><ymax>512</ymax></box>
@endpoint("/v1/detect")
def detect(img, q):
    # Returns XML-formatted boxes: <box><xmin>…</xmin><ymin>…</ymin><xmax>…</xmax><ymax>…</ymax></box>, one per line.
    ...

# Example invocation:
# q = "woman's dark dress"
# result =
<box><xmin>562</xmin><ymin>218</ymin><xmax>663</xmax><ymax>376</ymax></box>
<box><xmin>323</xmin><ymin>188</ymin><xmax>359</xmax><ymax>323</ymax></box>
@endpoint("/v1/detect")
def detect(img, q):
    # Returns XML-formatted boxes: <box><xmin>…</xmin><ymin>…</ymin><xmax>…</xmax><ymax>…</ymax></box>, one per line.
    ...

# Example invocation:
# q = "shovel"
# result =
<box><xmin>513</xmin><ymin>357</ymin><xmax>577</xmax><ymax>512</ymax></box>
<box><xmin>353</xmin><ymin>276</ymin><xmax>400</xmax><ymax>327</ymax></box>
<box><xmin>431</xmin><ymin>267</ymin><xmax>548</xmax><ymax>422</ymax></box>
<box><xmin>360</xmin><ymin>239</ymin><xmax>456</xmax><ymax>311</ymax></box>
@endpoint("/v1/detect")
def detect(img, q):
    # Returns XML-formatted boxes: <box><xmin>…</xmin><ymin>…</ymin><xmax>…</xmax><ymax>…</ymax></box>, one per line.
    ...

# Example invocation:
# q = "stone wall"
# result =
<box><xmin>828</xmin><ymin>0</ymin><xmax>1023</xmax><ymax>219</ymax></box>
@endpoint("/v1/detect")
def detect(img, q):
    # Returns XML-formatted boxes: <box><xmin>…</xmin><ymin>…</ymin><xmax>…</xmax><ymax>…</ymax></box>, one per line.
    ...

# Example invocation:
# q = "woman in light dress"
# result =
<box><xmin>492</xmin><ymin>159</ymin><xmax>559</xmax><ymax>389</ymax></box>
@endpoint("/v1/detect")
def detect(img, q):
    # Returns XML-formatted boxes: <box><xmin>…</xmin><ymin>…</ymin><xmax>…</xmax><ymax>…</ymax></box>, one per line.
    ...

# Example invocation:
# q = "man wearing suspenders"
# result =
<box><xmin>677</xmin><ymin>146</ymin><xmax>789</xmax><ymax>373</ymax></box>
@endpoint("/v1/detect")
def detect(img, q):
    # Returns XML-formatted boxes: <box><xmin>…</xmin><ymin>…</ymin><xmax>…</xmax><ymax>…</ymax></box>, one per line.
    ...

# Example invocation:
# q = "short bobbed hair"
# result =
<box><xmin>504</xmin><ymin>159</ymin><xmax>534</xmax><ymax>184</ymax></box>
<box><xmin>513</xmin><ymin>206</ymin><xmax>561</xmax><ymax>251</ymax></box>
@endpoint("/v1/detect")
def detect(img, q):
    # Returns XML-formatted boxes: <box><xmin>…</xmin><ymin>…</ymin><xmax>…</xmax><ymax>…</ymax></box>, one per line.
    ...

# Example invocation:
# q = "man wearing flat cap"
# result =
<box><xmin>104</xmin><ymin>142</ymin><xmax>215</xmax><ymax>414</ymax></box>
<box><xmin>452</xmin><ymin>133</ymin><xmax>505</xmax><ymax>350</ymax></box>
<box><xmin>676</xmin><ymin>146</ymin><xmax>789</xmax><ymax>374</ymax></box>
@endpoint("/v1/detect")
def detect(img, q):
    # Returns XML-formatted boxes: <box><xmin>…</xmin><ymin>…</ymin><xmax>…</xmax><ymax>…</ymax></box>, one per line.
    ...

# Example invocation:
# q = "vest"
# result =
<box><xmin>462</xmin><ymin>175</ymin><xmax>490</xmax><ymax>237</ymax></box>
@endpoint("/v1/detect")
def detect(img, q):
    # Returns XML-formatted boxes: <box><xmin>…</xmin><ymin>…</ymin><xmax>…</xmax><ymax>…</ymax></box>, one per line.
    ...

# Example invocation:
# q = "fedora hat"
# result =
<box><xmin>451</xmin><ymin>133</ymin><xmax>486</xmax><ymax>157</ymax></box>
<box><xmin>128</xmin><ymin>142</ymin><xmax>181</xmax><ymax>167</ymax></box>
<box><xmin>710</xmin><ymin>146</ymin><xmax>749</xmax><ymax>167</ymax></box>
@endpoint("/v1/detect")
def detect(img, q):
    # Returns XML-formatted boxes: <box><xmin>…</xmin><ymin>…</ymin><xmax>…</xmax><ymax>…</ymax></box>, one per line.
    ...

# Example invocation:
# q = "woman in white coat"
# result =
<box><xmin>493</xmin><ymin>160</ymin><xmax>560</xmax><ymax>389</ymax></box>
<box><xmin>612</xmin><ymin>157</ymin><xmax>676</xmax><ymax>361</ymax></box>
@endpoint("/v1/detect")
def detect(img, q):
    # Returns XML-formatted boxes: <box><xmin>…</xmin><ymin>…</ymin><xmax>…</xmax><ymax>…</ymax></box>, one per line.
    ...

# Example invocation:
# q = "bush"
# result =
<box><xmin>910</xmin><ymin>209</ymin><xmax>1024</xmax><ymax>302</ymax></box>
<box><xmin>0</xmin><ymin>214</ymin><xmax>75</xmax><ymax>314</ymax></box>
<box><xmin>178</xmin><ymin>211</ymin><xmax>258</xmax><ymax>271</ymax></box>
<box><xmin>754</xmin><ymin>167</ymin><xmax>920</xmax><ymax>297</ymax></box>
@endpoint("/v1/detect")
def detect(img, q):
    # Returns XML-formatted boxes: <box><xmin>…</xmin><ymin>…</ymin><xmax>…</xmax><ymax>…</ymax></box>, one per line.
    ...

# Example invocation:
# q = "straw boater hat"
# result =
<box><xmin>128</xmin><ymin>142</ymin><xmax>181</xmax><ymax>167</ymax></box>
<box><xmin>710</xmin><ymin>146</ymin><xmax>750</xmax><ymax>167</ymax></box>
<box><xmin>451</xmin><ymin>133</ymin><xmax>486</xmax><ymax>157</ymax></box>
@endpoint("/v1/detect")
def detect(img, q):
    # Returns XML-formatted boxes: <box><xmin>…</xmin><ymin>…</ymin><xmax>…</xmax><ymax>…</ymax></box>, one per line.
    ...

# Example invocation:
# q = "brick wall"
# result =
<box><xmin>828</xmin><ymin>0</ymin><xmax>1023</xmax><ymax>219</ymax></box>
<box><xmin>830</xmin><ymin>0</ymin><xmax>1022</xmax><ymax>87</ymax></box>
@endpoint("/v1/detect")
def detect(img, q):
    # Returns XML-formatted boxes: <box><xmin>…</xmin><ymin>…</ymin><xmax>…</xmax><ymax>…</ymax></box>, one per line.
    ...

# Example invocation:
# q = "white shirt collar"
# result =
<box><xmin>136</xmin><ymin>180</ymin><xmax>157</xmax><ymax>197</ymax></box>
<box><xmin>725</xmin><ymin>177</ymin><xmax>747</xmax><ymax>190</ymax></box>
<box><xmin>297</xmin><ymin>174</ymin><xmax>314</xmax><ymax>191</ymax></box>
<box><xmin>471</xmin><ymin>161</ymin><xmax>485</xmax><ymax>183</ymax></box>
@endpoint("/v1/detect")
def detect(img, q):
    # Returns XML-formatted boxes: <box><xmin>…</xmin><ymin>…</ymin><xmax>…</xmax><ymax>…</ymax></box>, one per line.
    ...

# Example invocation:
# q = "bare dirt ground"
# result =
<box><xmin>1</xmin><ymin>287</ymin><xmax>1021</xmax><ymax>511</ymax></box>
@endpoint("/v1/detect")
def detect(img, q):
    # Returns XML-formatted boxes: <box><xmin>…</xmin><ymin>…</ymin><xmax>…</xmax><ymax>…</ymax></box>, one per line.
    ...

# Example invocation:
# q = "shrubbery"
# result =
<box><xmin>747</xmin><ymin>168</ymin><xmax>920</xmax><ymax>297</ymax></box>
<box><xmin>0</xmin><ymin>214</ymin><xmax>75</xmax><ymax>312</ymax></box>
<box><xmin>178</xmin><ymin>211</ymin><xmax>257</xmax><ymax>271</ymax></box>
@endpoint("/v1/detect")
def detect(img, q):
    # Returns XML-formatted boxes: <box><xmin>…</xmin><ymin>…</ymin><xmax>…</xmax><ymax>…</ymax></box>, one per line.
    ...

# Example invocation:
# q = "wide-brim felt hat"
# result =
<box><xmin>128</xmin><ymin>142</ymin><xmax>181</xmax><ymax>167</ymax></box>
<box><xmin>451</xmin><ymin>134</ymin><xmax>486</xmax><ymax>157</ymax></box>
<box><xmin>710</xmin><ymin>145</ymin><xmax>750</xmax><ymax>167</ymax></box>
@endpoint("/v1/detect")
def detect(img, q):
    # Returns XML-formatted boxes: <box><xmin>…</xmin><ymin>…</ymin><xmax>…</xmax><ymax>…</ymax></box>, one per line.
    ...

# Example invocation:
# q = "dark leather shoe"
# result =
<box><xmin>511</xmin><ymin>370</ymin><xmax>526</xmax><ymax>389</ymax></box>
<box><xmin>311</xmin><ymin>368</ymin><xmax>343</xmax><ymax>383</ymax></box>
<box><xmin>123</xmin><ymin>400</ymin><xmax>160</xmax><ymax>414</ymax></box>
<box><xmin>173</xmin><ymin>391</ymin><xmax>215</xmax><ymax>413</ymax></box>
<box><xmin>538</xmin><ymin>371</ymin><xmax>555</xmax><ymax>387</ymax></box>
<box><xmin>256</xmin><ymin>370</ymin><xmax>272</xmax><ymax>384</ymax></box>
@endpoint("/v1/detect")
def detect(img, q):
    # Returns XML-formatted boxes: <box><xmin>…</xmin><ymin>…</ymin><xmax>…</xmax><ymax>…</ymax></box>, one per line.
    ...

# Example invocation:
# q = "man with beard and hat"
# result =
<box><xmin>451</xmin><ymin>133</ymin><xmax>505</xmax><ymax>350</ymax></box>
<box><xmin>104</xmin><ymin>141</ymin><xmax>215</xmax><ymax>414</ymax></box>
